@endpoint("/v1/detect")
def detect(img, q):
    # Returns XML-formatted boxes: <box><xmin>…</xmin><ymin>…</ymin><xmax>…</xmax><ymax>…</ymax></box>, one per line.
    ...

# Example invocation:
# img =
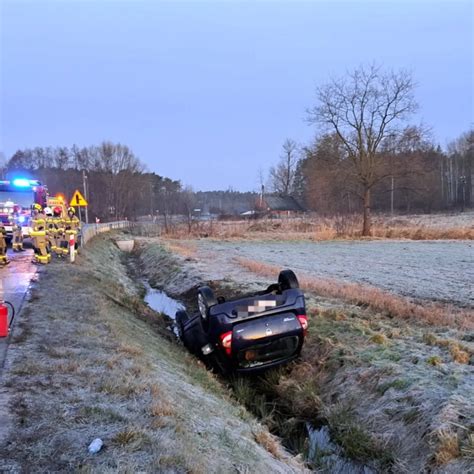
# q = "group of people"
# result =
<box><xmin>0</xmin><ymin>205</ymin><xmax>81</xmax><ymax>266</ymax></box>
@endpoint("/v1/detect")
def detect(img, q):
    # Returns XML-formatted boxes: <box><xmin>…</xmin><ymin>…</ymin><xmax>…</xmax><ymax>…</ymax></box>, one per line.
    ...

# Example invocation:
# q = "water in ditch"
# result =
<box><xmin>143</xmin><ymin>281</ymin><xmax>184</xmax><ymax>319</ymax></box>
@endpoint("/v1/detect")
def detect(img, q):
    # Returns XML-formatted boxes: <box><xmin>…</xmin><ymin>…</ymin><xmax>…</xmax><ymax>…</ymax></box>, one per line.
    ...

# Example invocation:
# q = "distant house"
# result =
<box><xmin>256</xmin><ymin>195</ymin><xmax>306</xmax><ymax>217</ymax></box>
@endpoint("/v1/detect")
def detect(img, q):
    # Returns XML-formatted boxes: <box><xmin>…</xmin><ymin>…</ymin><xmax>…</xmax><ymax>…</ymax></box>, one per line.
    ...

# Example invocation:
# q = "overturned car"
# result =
<box><xmin>175</xmin><ymin>270</ymin><xmax>308</xmax><ymax>374</ymax></box>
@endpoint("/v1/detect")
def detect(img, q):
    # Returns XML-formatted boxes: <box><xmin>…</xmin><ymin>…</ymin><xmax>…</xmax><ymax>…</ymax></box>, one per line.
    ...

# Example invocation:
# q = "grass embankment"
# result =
<box><xmin>137</xmin><ymin>238</ymin><xmax>474</xmax><ymax>473</ymax></box>
<box><xmin>1</xmin><ymin>234</ymin><xmax>304</xmax><ymax>473</ymax></box>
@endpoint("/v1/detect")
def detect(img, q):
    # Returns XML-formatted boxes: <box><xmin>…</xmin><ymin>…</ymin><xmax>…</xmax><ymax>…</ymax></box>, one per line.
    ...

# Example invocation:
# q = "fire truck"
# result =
<box><xmin>0</xmin><ymin>178</ymin><xmax>48</xmax><ymax>239</ymax></box>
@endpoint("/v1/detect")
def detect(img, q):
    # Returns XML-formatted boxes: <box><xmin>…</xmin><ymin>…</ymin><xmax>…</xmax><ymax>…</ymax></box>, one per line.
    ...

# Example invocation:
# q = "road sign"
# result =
<box><xmin>70</xmin><ymin>190</ymin><xmax>88</xmax><ymax>207</ymax></box>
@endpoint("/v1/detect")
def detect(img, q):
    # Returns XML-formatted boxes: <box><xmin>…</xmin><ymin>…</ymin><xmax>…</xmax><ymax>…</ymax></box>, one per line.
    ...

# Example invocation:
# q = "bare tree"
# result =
<box><xmin>269</xmin><ymin>138</ymin><xmax>300</xmax><ymax>195</ymax></box>
<box><xmin>307</xmin><ymin>64</ymin><xmax>418</xmax><ymax>235</ymax></box>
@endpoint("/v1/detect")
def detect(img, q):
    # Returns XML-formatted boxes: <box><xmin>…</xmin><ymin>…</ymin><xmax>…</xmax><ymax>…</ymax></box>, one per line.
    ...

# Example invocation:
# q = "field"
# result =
<box><xmin>159</xmin><ymin>211</ymin><xmax>474</xmax><ymax>241</ymax></box>
<box><xmin>140</xmin><ymin>232</ymin><xmax>474</xmax><ymax>472</ymax></box>
<box><xmin>189</xmin><ymin>239</ymin><xmax>473</xmax><ymax>307</ymax></box>
<box><xmin>1</xmin><ymin>224</ymin><xmax>473</xmax><ymax>473</ymax></box>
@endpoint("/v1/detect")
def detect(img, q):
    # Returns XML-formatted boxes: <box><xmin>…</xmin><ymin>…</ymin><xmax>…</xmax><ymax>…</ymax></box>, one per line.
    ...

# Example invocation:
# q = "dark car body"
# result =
<box><xmin>176</xmin><ymin>278</ymin><xmax>308</xmax><ymax>374</ymax></box>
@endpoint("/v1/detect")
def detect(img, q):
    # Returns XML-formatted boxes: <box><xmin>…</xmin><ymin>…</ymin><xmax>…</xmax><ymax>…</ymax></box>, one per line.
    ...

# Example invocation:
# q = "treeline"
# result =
<box><xmin>4</xmin><ymin>142</ymin><xmax>189</xmax><ymax>221</ymax></box>
<box><xmin>266</xmin><ymin>65</ymin><xmax>473</xmax><ymax>233</ymax></box>
<box><xmin>296</xmin><ymin>128</ymin><xmax>473</xmax><ymax>214</ymax></box>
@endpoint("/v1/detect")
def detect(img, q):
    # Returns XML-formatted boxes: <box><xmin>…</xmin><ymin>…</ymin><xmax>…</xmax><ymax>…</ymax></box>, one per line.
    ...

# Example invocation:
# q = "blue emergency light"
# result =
<box><xmin>12</xmin><ymin>178</ymin><xmax>40</xmax><ymax>188</ymax></box>
<box><xmin>12</xmin><ymin>179</ymin><xmax>31</xmax><ymax>187</ymax></box>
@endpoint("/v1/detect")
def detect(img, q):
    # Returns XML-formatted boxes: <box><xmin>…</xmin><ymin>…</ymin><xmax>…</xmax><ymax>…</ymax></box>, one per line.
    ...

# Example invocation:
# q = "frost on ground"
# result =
<box><xmin>0</xmin><ymin>235</ymin><xmax>305</xmax><ymax>473</ymax></box>
<box><xmin>142</xmin><ymin>237</ymin><xmax>474</xmax><ymax>473</ymax></box>
<box><xmin>384</xmin><ymin>211</ymin><xmax>474</xmax><ymax>229</ymax></box>
<box><xmin>188</xmin><ymin>240</ymin><xmax>473</xmax><ymax>307</ymax></box>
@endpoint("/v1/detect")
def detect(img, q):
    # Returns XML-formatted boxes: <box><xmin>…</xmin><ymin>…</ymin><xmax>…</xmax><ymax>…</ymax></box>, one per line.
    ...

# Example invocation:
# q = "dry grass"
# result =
<box><xmin>253</xmin><ymin>429</ymin><xmax>283</xmax><ymax>459</ymax></box>
<box><xmin>370</xmin><ymin>333</ymin><xmax>388</xmax><ymax>345</ymax></box>
<box><xmin>158</xmin><ymin>213</ymin><xmax>474</xmax><ymax>241</ymax></box>
<box><xmin>423</xmin><ymin>333</ymin><xmax>472</xmax><ymax>364</ymax></box>
<box><xmin>449</xmin><ymin>345</ymin><xmax>471</xmax><ymax>364</ymax></box>
<box><xmin>461</xmin><ymin>434</ymin><xmax>474</xmax><ymax>459</ymax></box>
<box><xmin>427</xmin><ymin>355</ymin><xmax>443</xmax><ymax>366</ymax></box>
<box><xmin>112</xmin><ymin>428</ymin><xmax>150</xmax><ymax>450</ymax></box>
<box><xmin>432</xmin><ymin>429</ymin><xmax>460</xmax><ymax>465</ymax></box>
<box><xmin>164</xmin><ymin>241</ymin><xmax>197</xmax><ymax>258</ymax></box>
<box><xmin>118</xmin><ymin>343</ymin><xmax>144</xmax><ymax>357</ymax></box>
<box><xmin>236</xmin><ymin>257</ymin><xmax>474</xmax><ymax>330</ymax></box>
<box><xmin>150</xmin><ymin>400</ymin><xmax>176</xmax><ymax>418</ymax></box>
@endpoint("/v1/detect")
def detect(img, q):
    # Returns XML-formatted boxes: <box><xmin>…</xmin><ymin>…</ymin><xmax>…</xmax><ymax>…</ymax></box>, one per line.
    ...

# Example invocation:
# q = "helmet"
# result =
<box><xmin>44</xmin><ymin>207</ymin><xmax>53</xmax><ymax>216</ymax></box>
<box><xmin>67</xmin><ymin>207</ymin><xmax>75</xmax><ymax>214</ymax></box>
<box><xmin>33</xmin><ymin>203</ymin><xmax>42</xmax><ymax>212</ymax></box>
<box><xmin>53</xmin><ymin>206</ymin><xmax>62</xmax><ymax>217</ymax></box>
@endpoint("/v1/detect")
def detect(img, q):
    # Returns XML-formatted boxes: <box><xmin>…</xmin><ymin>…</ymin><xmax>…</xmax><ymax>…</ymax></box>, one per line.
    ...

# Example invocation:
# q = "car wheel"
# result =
<box><xmin>278</xmin><ymin>269</ymin><xmax>299</xmax><ymax>290</ymax></box>
<box><xmin>197</xmin><ymin>286</ymin><xmax>217</xmax><ymax>321</ymax></box>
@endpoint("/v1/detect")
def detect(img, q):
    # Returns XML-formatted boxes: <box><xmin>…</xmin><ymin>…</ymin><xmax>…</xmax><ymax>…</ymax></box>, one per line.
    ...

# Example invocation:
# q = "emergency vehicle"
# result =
<box><xmin>0</xmin><ymin>179</ymin><xmax>48</xmax><ymax>239</ymax></box>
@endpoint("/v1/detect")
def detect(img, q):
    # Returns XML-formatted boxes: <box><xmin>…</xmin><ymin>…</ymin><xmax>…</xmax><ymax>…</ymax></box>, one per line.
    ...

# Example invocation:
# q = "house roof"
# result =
<box><xmin>263</xmin><ymin>195</ymin><xmax>305</xmax><ymax>212</ymax></box>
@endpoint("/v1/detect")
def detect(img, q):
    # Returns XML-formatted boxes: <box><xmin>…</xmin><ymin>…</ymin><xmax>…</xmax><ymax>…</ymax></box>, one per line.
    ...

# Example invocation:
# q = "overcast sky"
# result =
<box><xmin>1</xmin><ymin>0</ymin><xmax>472</xmax><ymax>191</ymax></box>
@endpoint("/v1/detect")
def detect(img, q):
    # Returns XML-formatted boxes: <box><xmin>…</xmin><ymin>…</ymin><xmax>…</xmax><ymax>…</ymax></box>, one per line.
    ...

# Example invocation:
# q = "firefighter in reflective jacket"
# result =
<box><xmin>12</xmin><ymin>223</ymin><xmax>24</xmax><ymax>252</ymax></box>
<box><xmin>31</xmin><ymin>204</ymin><xmax>51</xmax><ymax>264</ymax></box>
<box><xmin>12</xmin><ymin>205</ymin><xmax>25</xmax><ymax>252</ymax></box>
<box><xmin>62</xmin><ymin>207</ymin><xmax>80</xmax><ymax>256</ymax></box>
<box><xmin>50</xmin><ymin>206</ymin><xmax>64</xmax><ymax>257</ymax></box>
<box><xmin>0</xmin><ymin>224</ymin><xmax>10</xmax><ymax>265</ymax></box>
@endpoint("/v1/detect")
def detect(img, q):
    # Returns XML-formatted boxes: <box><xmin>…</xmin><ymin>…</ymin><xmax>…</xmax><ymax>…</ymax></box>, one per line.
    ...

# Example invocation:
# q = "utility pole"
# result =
<box><xmin>82</xmin><ymin>170</ymin><xmax>89</xmax><ymax>223</ymax></box>
<box><xmin>390</xmin><ymin>176</ymin><xmax>395</xmax><ymax>215</ymax></box>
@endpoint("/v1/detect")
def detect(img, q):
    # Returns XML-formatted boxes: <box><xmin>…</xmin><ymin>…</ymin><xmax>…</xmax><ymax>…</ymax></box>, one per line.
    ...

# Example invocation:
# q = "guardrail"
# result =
<box><xmin>81</xmin><ymin>221</ymin><xmax>132</xmax><ymax>246</ymax></box>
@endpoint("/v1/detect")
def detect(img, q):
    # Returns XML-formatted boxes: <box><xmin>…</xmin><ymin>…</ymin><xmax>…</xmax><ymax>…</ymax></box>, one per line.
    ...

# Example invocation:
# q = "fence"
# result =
<box><xmin>81</xmin><ymin>221</ymin><xmax>132</xmax><ymax>246</ymax></box>
<box><xmin>80</xmin><ymin>221</ymin><xmax>161</xmax><ymax>246</ymax></box>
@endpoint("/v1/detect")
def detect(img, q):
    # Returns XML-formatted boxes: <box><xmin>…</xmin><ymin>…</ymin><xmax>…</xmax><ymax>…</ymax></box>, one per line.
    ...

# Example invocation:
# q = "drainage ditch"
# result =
<box><xmin>142</xmin><ymin>278</ymin><xmax>375</xmax><ymax>473</ymax></box>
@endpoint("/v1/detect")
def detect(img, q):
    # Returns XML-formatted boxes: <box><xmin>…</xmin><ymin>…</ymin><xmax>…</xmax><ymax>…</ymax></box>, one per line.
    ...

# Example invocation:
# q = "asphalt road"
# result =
<box><xmin>0</xmin><ymin>248</ymin><xmax>37</xmax><ymax>451</ymax></box>
<box><xmin>0</xmin><ymin>249</ymin><xmax>38</xmax><ymax>371</ymax></box>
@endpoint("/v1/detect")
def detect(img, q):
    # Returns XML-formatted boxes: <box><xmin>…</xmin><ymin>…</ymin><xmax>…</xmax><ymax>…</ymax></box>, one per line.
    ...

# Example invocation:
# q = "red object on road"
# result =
<box><xmin>0</xmin><ymin>303</ymin><xmax>9</xmax><ymax>337</ymax></box>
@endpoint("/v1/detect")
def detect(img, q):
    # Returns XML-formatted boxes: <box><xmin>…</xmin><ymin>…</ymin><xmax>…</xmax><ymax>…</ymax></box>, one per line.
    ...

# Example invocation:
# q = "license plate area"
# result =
<box><xmin>236</xmin><ymin>336</ymin><xmax>299</xmax><ymax>368</ymax></box>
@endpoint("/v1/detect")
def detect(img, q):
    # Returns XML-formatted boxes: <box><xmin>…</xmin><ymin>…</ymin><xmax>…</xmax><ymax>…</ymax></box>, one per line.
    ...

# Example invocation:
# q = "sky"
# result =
<box><xmin>0</xmin><ymin>0</ymin><xmax>472</xmax><ymax>191</ymax></box>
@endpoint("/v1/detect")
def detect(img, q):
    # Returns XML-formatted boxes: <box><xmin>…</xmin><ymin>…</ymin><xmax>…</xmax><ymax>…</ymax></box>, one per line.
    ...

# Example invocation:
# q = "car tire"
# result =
<box><xmin>278</xmin><ymin>269</ymin><xmax>299</xmax><ymax>290</ymax></box>
<box><xmin>197</xmin><ymin>286</ymin><xmax>217</xmax><ymax>321</ymax></box>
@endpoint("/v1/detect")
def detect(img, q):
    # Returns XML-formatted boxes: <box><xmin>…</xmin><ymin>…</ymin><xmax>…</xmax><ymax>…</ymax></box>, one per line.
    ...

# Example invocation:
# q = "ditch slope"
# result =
<box><xmin>0</xmin><ymin>234</ymin><xmax>305</xmax><ymax>473</ymax></box>
<box><xmin>136</xmin><ymin>237</ymin><xmax>474</xmax><ymax>473</ymax></box>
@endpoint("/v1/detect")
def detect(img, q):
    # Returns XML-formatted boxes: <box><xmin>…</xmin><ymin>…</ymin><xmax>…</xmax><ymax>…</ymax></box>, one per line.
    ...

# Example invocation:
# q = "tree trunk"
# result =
<box><xmin>362</xmin><ymin>187</ymin><xmax>371</xmax><ymax>236</ymax></box>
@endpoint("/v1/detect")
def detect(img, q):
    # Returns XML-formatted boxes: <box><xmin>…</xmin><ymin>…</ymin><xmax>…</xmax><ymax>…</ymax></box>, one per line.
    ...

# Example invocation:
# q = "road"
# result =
<box><xmin>0</xmin><ymin>248</ymin><xmax>37</xmax><ymax>454</ymax></box>
<box><xmin>0</xmin><ymin>249</ymin><xmax>38</xmax><ymax>370</ymax></box>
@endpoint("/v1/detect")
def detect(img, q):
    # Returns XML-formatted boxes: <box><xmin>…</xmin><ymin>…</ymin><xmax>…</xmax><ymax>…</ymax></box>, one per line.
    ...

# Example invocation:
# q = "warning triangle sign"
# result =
<box><xmin>70</xmin><ymin>189</ymin><xmax>88</xmax><ymax>207</ymax></box>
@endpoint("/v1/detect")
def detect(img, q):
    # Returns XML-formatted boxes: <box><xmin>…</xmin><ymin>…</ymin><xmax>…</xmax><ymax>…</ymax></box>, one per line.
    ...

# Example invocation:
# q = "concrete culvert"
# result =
<box><xmin>115</xmin><ymin>239</ymin><xmax>135</xmax><ymax>252</ymax></box>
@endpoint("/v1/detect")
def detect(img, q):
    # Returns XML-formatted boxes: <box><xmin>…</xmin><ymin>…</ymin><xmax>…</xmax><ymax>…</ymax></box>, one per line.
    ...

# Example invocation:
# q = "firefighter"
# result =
<box><xmin>0</xmin><ymin>224</ymin><xmax>10</xmax><ymax>265</ymax></box>
<box><xmin>62</xmin><ymin>207</ymin><xmax>80</xmax><ymax>257</ymax></box>
<box><xmin>12</xmin><ymin>205</ymin><xmax>25</xmax><ymax>252</ymax></box>
<box><xmin>51</xmin><ymin>206</ymin><xmax>64</xmax><ymax>257</ymax></box>
<box><xmin>30</xmin><ymin>204</ymin><xmax>51</xmax><ymax>264</ymax></box>
<box><xmin>12</xmin><ymin>223</ymin><xmax>24</xmax><ymax>252</ymax></box>
<box><xmin>44</xmin><ymin>207</ymin><xmax>56</xmax><ymax>255</ymax></box>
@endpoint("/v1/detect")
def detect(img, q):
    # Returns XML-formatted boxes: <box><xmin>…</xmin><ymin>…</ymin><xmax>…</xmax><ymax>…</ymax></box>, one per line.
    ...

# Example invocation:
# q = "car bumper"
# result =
<box><xmin>235</xmin><ymin>353</ymin><xmax>300</xmax><ymax>373</ymax></box>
